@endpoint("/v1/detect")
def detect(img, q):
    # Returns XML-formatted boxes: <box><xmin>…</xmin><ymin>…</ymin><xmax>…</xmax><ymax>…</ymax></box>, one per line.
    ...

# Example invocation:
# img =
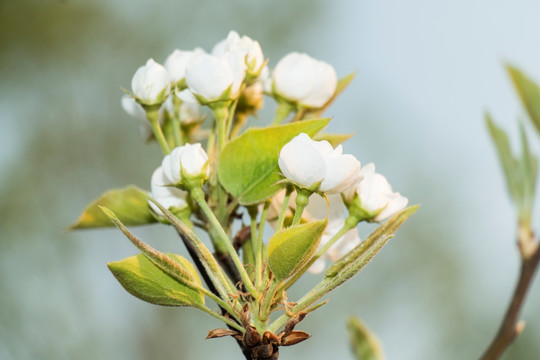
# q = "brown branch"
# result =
<box><xmin>480</xmin><ymin>229</ymin><xmax>540</xmax><ymax>360</ymax></box>
<box><xmin>176</xmin><ymin>229</ymin><xmax>254</xmax><ymax>360</ymax></box>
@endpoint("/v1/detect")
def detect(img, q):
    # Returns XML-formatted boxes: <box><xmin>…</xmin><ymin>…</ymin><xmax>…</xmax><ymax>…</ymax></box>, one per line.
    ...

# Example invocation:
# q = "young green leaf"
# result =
<box><xmin>70</xmin><ymin>186</ymin><xmax>155</xmax><ymax>229</ymax></box>
<box><xmin>218</xmin><ymin>118</ymin><xmax>330</xmax><ymax>205</ymax></box>
<box><xmin>486</xmin><ymin>114</ymin><xmax>537</xmax><ymax>220</ymax></box>
<box><xmin>347</xmin><ymin>317</ymin><xmax>385</xmax><ymax>360</ymax></box>
<box><xmin>506</xmin><ymin>64</ymin><xmax>540</xmax><ymax>135</ymax></box>
<box><xmin>312</xmin><ymin>132</ymin><xmax>354</xmax><ymax>147</ymax></box>
<box><xmin>325</xmin><ymin>206</ymin><xmax>418</xmax><ymax>280</ymax></box>
<box><xmin>108</xmin><ymin>253</ymin><xmax>204</xmax><ymax>307</ymax></box>
<box><xmin>268</xmin><ymin>219</ymin><xmax>327</xmax><ymax>280</ymax></box>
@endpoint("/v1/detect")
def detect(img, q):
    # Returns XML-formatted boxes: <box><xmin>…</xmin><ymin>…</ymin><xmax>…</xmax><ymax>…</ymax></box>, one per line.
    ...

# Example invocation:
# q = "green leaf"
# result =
<box><xmin>313</xmin><ymin>132</ymin><xmax>354</xmax><ymax>147</ymax></box>
<box><xmin>70</xmin><ymin>186</ymin><xmax>155</xmax><ymax>229</ymax></box>
<box><xmin>347</xmin><ymin>317</ymin><xmax>385</xmax><ymax>360</ymax></box>
<box><xmin>268</xmin><ymin>219</ymin><xmax>327</xmax><ymax>280</ymax></box>
<box><xmin>304</xmin><ymin>72</ymin><xmax>356</xmax><ymax>119</ymax></box>
<box><xmin>506</xmin><ymin>64</ymin><xmax>540</xmax><ymax>135</ymax></box>
<box><xmin>486</xmin><ymin>114</ymin><xmax>537</xmax><ymax>217</ymax></box>
<box><xmin>325</xmin><ymin>206</ymin><xmax>418</xmax><ymax>281</ymax></box>
<box><xmin>218</xmin><ymin>118</ymin><xmax>330</xmax><ymax>205</ymax></box>
<box><xmin>108</xmin><ymin>253</ymin><xmax>204</xmax><ymax>307</ymax></box>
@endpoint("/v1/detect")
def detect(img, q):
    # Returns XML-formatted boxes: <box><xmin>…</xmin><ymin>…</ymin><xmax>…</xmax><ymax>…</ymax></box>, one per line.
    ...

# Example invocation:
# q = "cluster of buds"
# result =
<box><xmin>73</xmin><ymin>30</ymin><xmax>416</xmax><ymax>360</ymax></box>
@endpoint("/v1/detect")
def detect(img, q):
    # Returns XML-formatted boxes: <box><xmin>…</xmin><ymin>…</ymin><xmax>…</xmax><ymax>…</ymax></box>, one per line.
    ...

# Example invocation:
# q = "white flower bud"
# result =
<box><xmin>164</xmin><ymin>48</ymin><xmax>205</xmax><ymax>86</ymax></box>
<box><xmin>278</xmin><ymin>133</ymin><xmax>361</xmax><ymax>193</ymax></box>
<box><xmin>131</xmin><ymin>58</ymin><xmax>170</xmax><ymax>105</ymax></box>
<box><xmin>149</xmin><ymin>166</ymin><xmax>188</xmax><ymax>215</ymax></box>
<box><xmin>212</xmin><ymin>31</ymin><xmax>264</xmax><ymax>76</ymax></box>
<box><xmin>185</xmin><ymin>52</ymin><xmax>246</xmax><ymax>103</ymax></box>
<box><xmin>272</xmin><ymin>52</ymin><xmax>337</xmax><ymax>108</ymax></box>
<box><xmin>121</xmin><ymin>95</ymin><xmax>153</xmax><ymax>142</ymax></box>
<box><xmin>346</xmin><ymin>163</ymin><xmax>408</xmax><ymax>222</ymax></box>
<box><xmin>161</xmin><ymin>143</ymin><xmax>210</xmax><ymax>185</ymax></box>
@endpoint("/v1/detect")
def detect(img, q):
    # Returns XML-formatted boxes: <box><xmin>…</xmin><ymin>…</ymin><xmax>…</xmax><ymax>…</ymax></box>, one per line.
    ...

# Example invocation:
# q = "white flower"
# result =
<box><xmin>121</xmin><ymin>95</ymin><xmax>153</xmax><ymax>141</ymax></box>
<box><xmin>149</xmin><ymin>166</ymin><xmax>188</xmax><ymax>215</ymax></box>
<box><xmin>272</xmin><ymin>52</ymin><xmax>337</xmax><ymax>108</ymax></box>
<box><xmin>212</xmin><ymin>31</ymin><xmax>264</xmax><ymax>76</ymax></box>
<box><xmin>308</xmin><ymin>227</ymin><xmax>361</xmax><ymax>274</ymax></box>
<box><xmin>162</xmin><ymin>94</ymin><xmax>205</xmax><ymax>125</ymax></box>
<box><xmin>164</xmin><ymin>48</ymin><xmax>205</xmax><ymax>86</ymax></box>
<box><xmin>131</xmin><ymin>58</ymin><xmax>170</xmax><ymax>105</ymax></box>
<box><xmin>278</xmin><ymin>133</ymin><xmax>361</xmax><ymax>193</ymax></box>
<box><xmin>345</xmin><ymin>163</ymin><xmax>408</xmax><ymax>222</ymax></box>
<box><xmin>185</xmin><ymin>52</ymin><xmax>246</xmax><ymax>102</ymax></box>
<box><xmin>161</xmin><ymin>143</ymin><xmax>210</xmax><ymax>184</ymax></box>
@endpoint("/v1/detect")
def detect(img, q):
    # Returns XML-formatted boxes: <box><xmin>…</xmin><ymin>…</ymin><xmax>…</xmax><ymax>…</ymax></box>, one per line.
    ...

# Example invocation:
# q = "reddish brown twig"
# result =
<box><xmin>480</xmin><ymin>227</ymin><xmax>540</xmax><ymax>360</ymax></box>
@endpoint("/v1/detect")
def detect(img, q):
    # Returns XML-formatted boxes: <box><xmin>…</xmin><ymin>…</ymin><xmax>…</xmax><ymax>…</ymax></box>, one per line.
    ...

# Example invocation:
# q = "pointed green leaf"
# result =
<box><xmin>486</xmin><ymin>114</ymin><xmax>537</xmax><ymax>217</ymax></box>
<box><xmin>108</xmin><ymin>253</ymin><xmax>204</xmax><ymax>307</ymax></box>
<box><xmin>507</xmin><ymin>64</ymin><xmax>540</xmax><ymax>135</ymax></box>
<box><xmin>268</xmin><ymin>219</ymin><xmax>327</xmax><ymax>280</ymax></box>
<box><xmin>218</xmin><ymin>118</ymin><xmax>330</xmax><ymax>205</ymax></box>
<box><xmin>347</xmin><ymin>317</ymin><xmax>385</xmax><ymax>360</ymax></box>
<box><xmin>486</xmin><ymin>114</ymin><xmax>521</xmax><ymax>203</ymax></box>
<box><xmin>518</xmin><ymin>123</ymin><xmax>538</xmax><ymax>213</ymax></box>
<box><xmin>304</xmin><ymin>72</ymin><xmax>356</xmax><ymax>119</ymax></box>
<box><xmin>313</xmin><ymin>132</ymin><xmax>354</xmax><ymax>147</ymax></box>
<box><xmin>325</xmin><ymin>206</ymin><xmax>418</xmax><ymax>280</ymax></box>
<box><xmin>70</xmin><ymin>186</ymin><xmax>155</xmax><ymax>229</ymax></box>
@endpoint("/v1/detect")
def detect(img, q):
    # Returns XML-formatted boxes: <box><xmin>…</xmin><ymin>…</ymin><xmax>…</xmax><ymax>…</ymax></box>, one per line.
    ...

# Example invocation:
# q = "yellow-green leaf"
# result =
<box><xmin>507</xmin><ymin>64</ymin><xmax>540</xmax><ymax>135</ymax></box>
<box><xmin>325</xmin><ymin>205</ymin><xmax>418</xmax><ymax>280</ymax></box>
<box><xmin>218</xmin><ymin>118</ymin><xmax>329</xmax><ymax>205</ymax></box>
<box><xmin>313</xmin><ymin>132</ymin><xmax>354</xmax><ymax>147</ymax></box>
<box><xmin>347</xmin><ymin>317</ymin><xmax>385</xmax><ymax>360</ymax></box>
<box><xmin>268</xmin><ymin>219</ymin><xmax>327</xmax><ymax>280</ymax></box>
<box><xmin>70</xmin><ymin>186</ymin><xmax>155</xmax><ymax>229</ymax></box>
<box><xmin>108</xmin><ymin>253</ymin><xmax>204</xmax><ymax>307</ymax></box>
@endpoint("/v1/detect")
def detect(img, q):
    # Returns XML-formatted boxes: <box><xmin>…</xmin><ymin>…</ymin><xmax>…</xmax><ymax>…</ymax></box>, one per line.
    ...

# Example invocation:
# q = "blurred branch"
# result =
<box><xmin>480</xmin><ymin>225</ymin><xmax>540</xmax><ymax>360</ymax></box>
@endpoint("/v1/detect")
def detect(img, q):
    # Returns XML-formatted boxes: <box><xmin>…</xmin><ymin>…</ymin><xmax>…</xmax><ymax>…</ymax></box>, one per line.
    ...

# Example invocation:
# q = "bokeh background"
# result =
<box><xmin>2</xmin><ymin>0</ymin><xmax>540</xmax><ymax>359</ymax></box>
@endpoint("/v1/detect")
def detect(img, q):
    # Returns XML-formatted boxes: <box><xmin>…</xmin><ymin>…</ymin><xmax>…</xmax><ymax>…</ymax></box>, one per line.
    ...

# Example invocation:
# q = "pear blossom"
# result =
<box><xmin>308</xmin><ymin>227</ymin><xmax>361</xmax><ymax>274</ymax></box>
<box><xmin>278</xmin><ymin>133</ymin><xmax>361</xmax><ymax>193</ymax></box>
<box><xmin>149</xmin><ymin>166</ymin><xmax>188</xmax><ymax>215</ymax></box>
<box><xmin>212</xmin><ymin>31</ymin><xmax>264</xmax><ymax>77</ymax></box>
<box><xmin>131</xmin><ymin>58</ymin><xmax>170</xmax><ymax>105</ymax></box>
<box><xmin>121</xmin><ymin>95</ymin><xmax>154</xmax><ymax>141</ymax></box>
<box><xmin>345</xmin><ymin>163</ymin><xmax>408</xmax><ymax>222</ymax></box>
<box><xmin>164</xmin><ymin>48</ymin><xmax>205</xmax><ymax>86</ymax></box>
<box><xmin>161</xmin><ymin>143</ymin><xmax>209</xmax><ymax>185</ymax></box>
<box><xmin>185</xmin><ymin>52</ymin><xmax>246</xmax><ymax>103</ymax></box>
<box><xmin>162</xmin><ymin>95</ymin><xmax>205</xmax><ymax>125</ymax></box>
<box><xmin>272</xmin><ymin>52</ymin><xmax>337</xmax><ymax>108</ymax></box>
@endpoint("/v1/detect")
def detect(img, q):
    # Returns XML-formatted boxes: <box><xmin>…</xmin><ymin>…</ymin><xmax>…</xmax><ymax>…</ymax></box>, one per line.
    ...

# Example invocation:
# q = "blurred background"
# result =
<box><xmin>2</xmin><ymin>0</ymin><xmax>540</xmax><ymax>359</ymax></box>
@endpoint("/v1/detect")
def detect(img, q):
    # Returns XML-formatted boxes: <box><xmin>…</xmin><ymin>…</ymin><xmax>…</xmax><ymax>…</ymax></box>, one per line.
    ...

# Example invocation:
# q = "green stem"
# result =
<box><xmin>191</xmin><ymin>187</ymin><xmax>259</xmax><ymax>298</ymax></box>
<box><xmin>214</xmin><ymin>106</ymin><xmax>228</xmax><ymax>151</ymax></box>
<box><xmin>146</xmin><ymin>107</ymin><xmax>171</xmax><ymax>154</ymax></box>
<box><xmin>272</xmin><ymin>101</ymin><xmax>294</xmax><ymax>125</ymax></box>
<box><xmin>198</xmin><ymin>287</ymin><xmax>239</xmax><ymax>321</ymax></box>
<box><xmin>277</xmin><ymin>186</ymin><xmax>293</xmax><ymax>231</ymax></box>
<box><xmin>260</xmin><ymin>278</ymin><xmax>280</xmax><ymax>322</ymax></box>
<box><xmin>291</xmin><ymin>188</ymin><xmax>310</xmax><ymax>226</ymax></box>
<box><xmin>172</xmin><ymin>95</ymin><xmax>183</xmax><ymax>147</ymax></box>
<box><xmin>256</xmin><ymin>201</ymin><xmax>270</xmax><ymax>290</ymax></box>
<box><xmin>225</xmin><ymin>99</ymin><xmax>238</xmax><ymax>140</ymax></box>
<box><xmin>196</xmin><ymin>304</ymin><xmax>245</xmax><ymax>333</ymax></box>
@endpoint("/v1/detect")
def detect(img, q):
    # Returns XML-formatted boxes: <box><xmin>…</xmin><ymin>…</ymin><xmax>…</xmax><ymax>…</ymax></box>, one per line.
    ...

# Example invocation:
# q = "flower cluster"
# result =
<box><xmin>74</xmin><ymin>30</ymin><xmax>415</xmax><ymax>360</ymax></box>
